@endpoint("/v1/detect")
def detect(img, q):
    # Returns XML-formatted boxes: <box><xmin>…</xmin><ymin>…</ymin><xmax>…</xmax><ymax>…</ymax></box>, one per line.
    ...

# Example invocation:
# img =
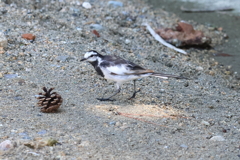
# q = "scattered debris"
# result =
<box><xmin>24</xmin><ymin>138</ymin><xmax>59</xmax><ymax>149</ymax></box>
<box><xmin>36</xmin><ymin>87</ymin><xmax>63</xmax><ymax>113</ymax></box>
<box><xmin>155</xmin><ymin>21</ymin><xmax>211</xmax><ymax>47</ymax></box>
<box><xmin>181</xmin><ymin>6</ymin><xmax>234</xmax><ymax>13</ymax></box>
<box><xmin>22</xmin><ymin>33</ymin><xmax>36</xmax><ymax>41</ymax></box>
<box><xmin>92</xmin><ymin>30</ymin><xmax>100</xmax><ymax>37</ymax></box>
<box><xmin>142</xmin><ymin>23</ymin><xmax>187</xmax><ymax>54</ymax></box>
<box><xmin>84</xmin><ymin>21</ymin><xmax>95</xmax><ymax>25</ymax></box>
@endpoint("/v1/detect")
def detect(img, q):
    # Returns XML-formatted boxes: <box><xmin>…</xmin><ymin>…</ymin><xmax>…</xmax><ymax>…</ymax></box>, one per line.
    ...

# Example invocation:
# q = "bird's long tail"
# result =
<box><xmin>151</xmin><ymin>72</ymin><xmax>186</xmax><ymax>79</ymax></box>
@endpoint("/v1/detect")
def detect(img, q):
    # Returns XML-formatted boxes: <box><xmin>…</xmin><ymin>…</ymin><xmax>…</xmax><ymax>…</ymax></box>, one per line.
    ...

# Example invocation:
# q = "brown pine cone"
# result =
<box><xmin>36</xmin><ymin>87</ymin><xmax>63</xmax><ymax>113</ymax></box>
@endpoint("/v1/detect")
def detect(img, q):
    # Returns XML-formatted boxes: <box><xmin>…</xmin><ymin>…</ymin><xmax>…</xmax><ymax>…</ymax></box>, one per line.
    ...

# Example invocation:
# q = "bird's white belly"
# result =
<box><xmin>102</xmin><ymin>69</ymin><xmax>152</xmax><ymax>83</ymax></box>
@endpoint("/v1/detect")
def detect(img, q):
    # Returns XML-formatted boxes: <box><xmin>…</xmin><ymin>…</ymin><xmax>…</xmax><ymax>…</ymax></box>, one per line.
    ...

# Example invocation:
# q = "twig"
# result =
<box><xmin>142</xmin><ymin>23</ymin><xmax>187</xmax><ymax>55</ymax></box>
<box><xmin>118</xmin><ymin>112</ymin><xmax>190</xmax><ymax>119</ymax></box>
<box><xmin>118</xmin><ymin>112</ymin><xmax>168</xmax><ymax>127</ymax></box>
<box><xmin>181</xmin><ymin>6</ymin><xmax>234</xmax><ymax>13</ymax></box>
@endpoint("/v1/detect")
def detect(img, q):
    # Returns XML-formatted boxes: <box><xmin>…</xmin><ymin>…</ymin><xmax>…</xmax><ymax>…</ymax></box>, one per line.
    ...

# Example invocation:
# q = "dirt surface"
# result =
<box><xmin>0</xmin><ymin>0</ymin><xmax>240</xmax><ymax>159</ymax></box>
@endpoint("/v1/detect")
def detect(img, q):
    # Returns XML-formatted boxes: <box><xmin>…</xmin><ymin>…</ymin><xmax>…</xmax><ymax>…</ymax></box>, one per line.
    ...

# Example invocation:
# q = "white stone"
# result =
<box><xmin>82</xmin><ymin>2</ymin><xmax>92</xmax><ymax>9</ymax></box>
<box><xmin>201</xmin><ymin>120</ymin><xmax>210</xmax><ymax>126</ymax></box>
<box><xmin>210</xmin><ymin>136</ymin><xmax>225</xmax><ymax>141</ymax></box>
<box><xmin>0</xmin><ymin>140</ymin><xmax>14</xmax><ymax>151</ymax></box>
<box><xmin>125</xmin><ymin>39</ymin><xmax>131</xmax><ymax>44</ymax></box>
<box><xmin>108</xmin><ymin>1</ymin><xmax>123</xmax><ymax>8</ymax></box>
<box><xmin>0</xmin><ymin>32</ymin><xmax>7</xmax><ymax>48</ymax></box>
<box><xmin>196</xmin><ymin>66</ymin><xmax>203</xmax><ymax>71</ymax></box>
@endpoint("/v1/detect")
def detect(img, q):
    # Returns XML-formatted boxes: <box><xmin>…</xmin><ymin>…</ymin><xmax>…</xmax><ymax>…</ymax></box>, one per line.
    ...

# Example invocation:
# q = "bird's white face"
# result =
<box><xmin>81</xmin><ymin>51</ymin><xmax>98</xmax><ymax>62</ymax></box>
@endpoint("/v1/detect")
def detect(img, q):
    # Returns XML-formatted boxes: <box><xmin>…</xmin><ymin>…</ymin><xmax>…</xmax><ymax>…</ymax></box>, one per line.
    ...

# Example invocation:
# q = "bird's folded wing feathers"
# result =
<box><xmin>124</xmin><ymin>69</ymin><xmax>154</xmax><ymax>75</ymax></box>
<box><xmin>106</xmin><ymin>65</ymin><xmax>153</xmax><ymax>75</ymax></box>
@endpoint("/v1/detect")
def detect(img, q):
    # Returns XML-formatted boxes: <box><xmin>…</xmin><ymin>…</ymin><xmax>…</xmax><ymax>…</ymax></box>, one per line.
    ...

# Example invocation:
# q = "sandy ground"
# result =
<box><xmin>0</xmin><ymin>0</ymin><xmax>240</xmax><ymax>159</ymax></box>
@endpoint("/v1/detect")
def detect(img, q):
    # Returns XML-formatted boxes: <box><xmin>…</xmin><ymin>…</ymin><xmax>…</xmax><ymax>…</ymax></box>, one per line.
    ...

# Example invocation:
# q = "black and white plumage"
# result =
<box><xmin>81</xmin><ymin>50</ymin><xmax>185</xmax><ymax>101</ymax></box>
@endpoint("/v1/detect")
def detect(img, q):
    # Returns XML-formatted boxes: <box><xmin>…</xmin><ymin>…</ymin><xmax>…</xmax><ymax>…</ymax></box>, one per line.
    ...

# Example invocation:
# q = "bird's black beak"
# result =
<box><xmin>80</xmin><ymin>58</ymin><xmax>87</xmax><ymax>61</ymax></box>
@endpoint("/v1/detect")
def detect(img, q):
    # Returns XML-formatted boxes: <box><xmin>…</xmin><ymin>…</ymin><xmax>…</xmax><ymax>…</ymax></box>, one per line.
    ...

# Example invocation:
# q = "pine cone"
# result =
<box><xmin>36</xmin><ymin>87</ymin><xmax>63</xmax><ymax>113</ymax></box>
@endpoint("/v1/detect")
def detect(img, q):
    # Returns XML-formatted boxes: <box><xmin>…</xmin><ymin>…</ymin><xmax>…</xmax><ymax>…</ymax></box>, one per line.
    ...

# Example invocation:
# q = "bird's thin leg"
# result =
<box><xmin>97</xmin><ymin>83</ymin><xmax>121</xmax><ymax>101</ymax></box>
<box><xmin>128</xmin><ymin>80</ymin><xmax>141</xmax><ymax>100</ymax></box>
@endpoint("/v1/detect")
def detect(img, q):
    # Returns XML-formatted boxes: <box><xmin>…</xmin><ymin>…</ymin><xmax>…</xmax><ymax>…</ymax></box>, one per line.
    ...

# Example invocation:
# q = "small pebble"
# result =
<box><xmin>184</xmin><ymin>82</ymin><xmax>189</xmax><ymax>87</ymax></box>
<box><xmin>82</xmin><ymin>2</ymin><xmax>92</xmax><ymax>9</ymax></box>
<box><xmin>159</xmin><ymin>89</ymin><xmax>165</xmax><ymax>93</ymax></box>
<box><xmin>115</xmin><ymin>121</ymin><xmax>121</xmax><ymax>126</ymax></box>
<box><xmin>180</xmin><ymin>144</ymin><xmax>188</xmax><ymax>148</ymax></box>
<box><xmin>90</xmin><ymin>24</ymin><xmax>104</xmax><ymax>31</ymax></box>
<box><xmin>0</xmin><ymin>140</ymin><xmax>14</xmax><ymax>151</ymax></box>
<box><xmin>208</xmin><ymin>71</ymin><xmax>215</xmax><ymax>76</ymax></box>
<box><xmin>76</xmin><ymin>27</ymin><xmax>82</xmax><ymax>31</ymax></box>
<box><xmin>4</xmin><ymin>74</ymin><xmax>18</xmax><ymax>79</ymax></box>
<box><xmin>108</xmin><ymin>1</ymin><xmax>123</xmax><ymax>8</ymax></box>
<box><xmin>38</xmin><ymin>130</ymin><xmax>47</xmax><ymax>135</ymax></box>
<box><xmin>125</xmin><ymin>39</ymin><xmax>131</xmax><ymax>44</ymax></box>
<box><xmin>19</xmin><ymin>132</ymin><xmax>28</xmax><ymax>136</ymax></box>
<box><xmin>0</xmin><ymin>47</ymin><xmax>4</xmax><ymax>54</ymax></box>
<box><xmin>109</xmin><ymin>121</ymin><xmax>116</xmax><ymax>125</ymax></box>
<box><xmin>14</xmin><ymin>96</ymin><xmax>22</xmax><ymax>100</ymax></box>
<box><xmin>42</xmin><ymin>53</ymin><xmax>48</xmax><ymax>57</ymax></box>
<box><xmin>56</xmin><ymin>55</ymin><xmax>70</xmax><ymax>62</ymax></box>
<box><xmin>70</xmin><ymin>8</ymin><xmax>80</xmax><ymax>14</ymax></box>
<box><xmin>196</xmin><ymin>66</ymin><xmax>203</xmax><ymax>71</ymax></box>
<box><xmin>210</xmin><ymin>136</ymin><xmax>225</xmax><ymax>141</ymax></box>
<box><xmin>208</xmin><ymin>106</ymin><xmax>214</xmax><ymax>109</ymax></box>
<box><xmin>201</xmin><ymin>120</ymin><xmax>210</xmax><ymax>126</ymax></box>
<box><xmin>27</xmin><ymin>152</ymin><xmax>40</xmax><ymax>156</ymax></box>
<box><xmin>22</xmin><ymin>33</ymin><xmax>36</xmax><ymax>40</ymax></box>
<box><xmin>0</xmin><ymin>32</ymin><xmax>8</xmax><ymax>48</ymax></box>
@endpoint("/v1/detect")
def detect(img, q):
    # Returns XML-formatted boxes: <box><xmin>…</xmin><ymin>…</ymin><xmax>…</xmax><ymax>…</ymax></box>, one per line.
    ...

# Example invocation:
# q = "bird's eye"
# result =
<box><xmin>90</xmin><ymin>55</ymin><xmax>94</xmax><ymax>57</ymax></box>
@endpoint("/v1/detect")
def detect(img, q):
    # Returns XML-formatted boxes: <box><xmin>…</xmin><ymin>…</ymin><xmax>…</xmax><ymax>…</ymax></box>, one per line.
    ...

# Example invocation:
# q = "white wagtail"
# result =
<box><xmin>81</xmin><ymin>50</ymin><xmax>185</xmax><ymax>101</ymax></box>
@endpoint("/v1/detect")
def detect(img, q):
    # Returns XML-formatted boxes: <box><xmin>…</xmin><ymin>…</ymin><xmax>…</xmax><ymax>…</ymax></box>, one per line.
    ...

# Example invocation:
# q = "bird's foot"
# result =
<box><xmin>128</xmin><ymin>88</ymin><xmax>141</xmax><ymax>100</ymax></box>
<box><xmin>97</xmin><ymin>98</ymin><xmax>115</xmax><ymax>101</ymax></box>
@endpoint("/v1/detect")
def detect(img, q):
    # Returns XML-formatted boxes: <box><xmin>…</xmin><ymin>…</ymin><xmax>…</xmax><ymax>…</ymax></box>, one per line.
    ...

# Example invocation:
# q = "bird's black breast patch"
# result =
<box><xmin>95</xmin><ymin>66</ymin><xmax>104</xmax><ymax>77</ymax></box>
<box><xmin>89</xmin><ymin>61</ymin><xmax>104</xmax><ymax>77</ymax></box>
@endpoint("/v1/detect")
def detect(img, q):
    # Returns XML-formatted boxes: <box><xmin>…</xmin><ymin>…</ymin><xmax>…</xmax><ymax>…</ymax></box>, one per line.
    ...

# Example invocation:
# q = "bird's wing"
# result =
<box><xmin>100</xmin><ymin>55</ymin><xmax>153</xmax><ymax>75</ymax></box>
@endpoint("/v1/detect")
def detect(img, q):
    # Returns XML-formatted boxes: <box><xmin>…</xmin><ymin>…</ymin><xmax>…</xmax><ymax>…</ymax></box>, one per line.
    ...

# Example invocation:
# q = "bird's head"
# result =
<box><xmin>80</xmin><ymin>50</ymin><xmax>102</xmax><ymax>62</ymax></box>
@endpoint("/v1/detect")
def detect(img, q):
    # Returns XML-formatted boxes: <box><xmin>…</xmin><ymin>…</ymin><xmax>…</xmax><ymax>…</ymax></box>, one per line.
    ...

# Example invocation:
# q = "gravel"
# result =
<box><xmin>0</xmin><ymin>0</ymin><xmax>239</xmax><ymax>159</ymax></box>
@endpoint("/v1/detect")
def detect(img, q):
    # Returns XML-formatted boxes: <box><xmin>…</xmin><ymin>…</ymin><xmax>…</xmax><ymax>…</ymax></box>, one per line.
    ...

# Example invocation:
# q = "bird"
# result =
<box><xmin>81</xmin><ymin>50</ymin><xmax>185</xmax><ymax>101</ymax></box>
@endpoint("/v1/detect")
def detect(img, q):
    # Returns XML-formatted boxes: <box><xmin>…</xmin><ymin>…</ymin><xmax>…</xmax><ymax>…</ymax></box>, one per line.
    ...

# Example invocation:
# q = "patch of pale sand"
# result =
<box><xmin>95</xmin><ymin>104</ymin><xmax>188</xmax><ymax>121</ymax></box>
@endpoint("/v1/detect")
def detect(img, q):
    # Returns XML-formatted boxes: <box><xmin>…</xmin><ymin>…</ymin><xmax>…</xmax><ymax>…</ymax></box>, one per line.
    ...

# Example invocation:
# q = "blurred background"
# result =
<box><xmin>146</xmin><ymin>0</ymin><xmax>240</xmax><ymax>75</ymax></box>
